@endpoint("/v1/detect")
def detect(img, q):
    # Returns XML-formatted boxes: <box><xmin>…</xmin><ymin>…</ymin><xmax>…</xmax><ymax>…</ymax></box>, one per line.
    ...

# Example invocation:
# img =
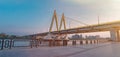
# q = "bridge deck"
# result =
<box><xmin>30</xmin><ymin>21</ymin><xmax>120</xmax><ymax>36</ymax></box>
<box><xmin>0</xmin><ymin>42</ymin><xmax>120</xmax><ymax>57</ymax></box>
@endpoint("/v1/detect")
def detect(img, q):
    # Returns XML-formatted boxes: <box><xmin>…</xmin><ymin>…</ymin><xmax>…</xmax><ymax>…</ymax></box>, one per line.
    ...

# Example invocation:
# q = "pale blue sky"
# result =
<box><xmin>0</xmin><ymin>0</ymin><xmax>120</xmax><ymax>36</ymax></box>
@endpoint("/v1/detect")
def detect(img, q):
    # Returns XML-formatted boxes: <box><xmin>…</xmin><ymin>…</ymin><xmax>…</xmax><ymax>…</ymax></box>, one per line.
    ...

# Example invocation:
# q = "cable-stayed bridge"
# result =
<box><xmin>29</xmin><ymin>10</ymin><xmax>120</xmax><ymax>42</ymax></box>
<box><xmin>1</xmin><ymin>10</ymin><xmax>120</xmax><ymax>50</ymax></box>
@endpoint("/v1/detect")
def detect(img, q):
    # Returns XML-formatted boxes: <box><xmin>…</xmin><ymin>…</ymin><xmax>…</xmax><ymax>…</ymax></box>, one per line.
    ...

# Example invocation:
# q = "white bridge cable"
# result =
<box><xmin>65</xmin><ymin>16</ymin><xmax>89</xmax><ymax>26</ymax></box>
<box><xmin>57</xmin><ymin>14</ymin><xmax>89</xmax><ymax>26</ymax></box>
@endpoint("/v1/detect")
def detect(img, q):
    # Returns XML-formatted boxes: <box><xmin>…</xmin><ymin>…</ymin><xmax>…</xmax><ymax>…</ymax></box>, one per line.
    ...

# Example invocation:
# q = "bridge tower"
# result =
<box><xmin>49</xmin><ymin>10</ymin><xmax>59</xmax><ymax>32</ymax></box>
<box><xmin>59</xmin><ymin>13</ymin><xmax>66</xmax><ymax>31</ymax></box>
<box><xmin>48</xmin><ymin>10</ymin><xmax>68</xmax><ymax>46</ymax></box>
<box><xmin>49</xmin><ymin>10</ymin><xmax>66</xmax><ymax>33</ymax></box>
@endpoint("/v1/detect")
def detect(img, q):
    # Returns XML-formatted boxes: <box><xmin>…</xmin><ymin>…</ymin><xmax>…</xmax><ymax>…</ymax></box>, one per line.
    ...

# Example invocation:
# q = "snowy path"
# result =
<box><xmin>0</xmin><ymin>43</ymin><xmax>119</xmax><ymax>57</ymax></box>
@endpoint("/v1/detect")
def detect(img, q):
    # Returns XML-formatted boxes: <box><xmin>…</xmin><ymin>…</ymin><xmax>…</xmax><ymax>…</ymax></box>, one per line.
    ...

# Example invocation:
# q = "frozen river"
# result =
<box><xmin>0</xmin><ymin>42</ymin><xmax>120</xmax><ymax>57</ymax></box>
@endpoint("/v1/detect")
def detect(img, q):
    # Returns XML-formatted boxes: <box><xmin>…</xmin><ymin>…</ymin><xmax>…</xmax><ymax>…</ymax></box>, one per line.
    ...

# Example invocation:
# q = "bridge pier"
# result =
<box><xmin>85</xmin><ymin>40</ymin><xmax>89</xmax><ymax>44</ymax></box>
<box><xmin>63</xmin><ymin>40</ymin><xmax>68</xmax><ymax>46</ymax></box>
<box><xmin>90</xmin><ymin>40</ymin><xmax>93</xmax><ymax>44</ymax></box>
<box><xmin>80</xmin><ymin>40</ymin><xmax>83</xmax><ymax>45</ymax></box>
<box><xmin>110</xmin><ymin>29</ymin><xmax>120</xmax><ymax>42</ymax></box>
<box><xmin>72</xmin><ymin>40</ymin><xmax>76</xmax><ymax>45</ymax></box>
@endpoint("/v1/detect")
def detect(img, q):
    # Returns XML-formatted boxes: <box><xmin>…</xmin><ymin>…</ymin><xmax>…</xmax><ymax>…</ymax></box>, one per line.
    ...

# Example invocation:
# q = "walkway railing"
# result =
<box><xmin>0</xmin><ymin>37</ymin><xmax>110</xmax><ymax>50</ymax></box>
<box><xmin>0</xmin><ymin>37</ymin><xmax>31</xmax><ymax>50</ymax></box>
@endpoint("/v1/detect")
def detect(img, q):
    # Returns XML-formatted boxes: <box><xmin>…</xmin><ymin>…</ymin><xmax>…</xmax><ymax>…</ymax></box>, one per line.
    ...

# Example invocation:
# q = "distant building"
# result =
<box><xmin>0</xmin><ymin>33</ymin><xmax>8</xmax><ymax>37</ymax></box>
<box><xmin>71</xmin><ymin>34</ymin><xmax>83</xmax><ymax>40</ymax></box>
<box><xmin>85</xmin><ymin>35</ymin><xmax>100</xmax><ymax>39</ymax></box>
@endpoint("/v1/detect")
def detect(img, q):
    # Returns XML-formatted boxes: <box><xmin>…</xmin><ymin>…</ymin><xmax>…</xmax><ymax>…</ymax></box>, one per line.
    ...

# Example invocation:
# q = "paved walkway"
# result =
<box><xmin>0</xmin><ymin>42</ymin><xmax>120</xmax><ymax>57</ymax></box>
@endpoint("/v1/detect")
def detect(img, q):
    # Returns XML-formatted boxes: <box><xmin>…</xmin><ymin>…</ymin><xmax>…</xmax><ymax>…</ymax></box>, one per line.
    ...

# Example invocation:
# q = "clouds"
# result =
<box><xmin>62</xmin><ymin>0</ymin><xmax>113</xmax><ymax>6</ymax></box>
<box><xmin>61</xmin><ymin>0</ymin><xmax>111</xmax><ymax>11</ymax></box>
<box><xmin>63</xmin><ymin>0</ymin><xmax>102</xmax><ymax>5</ymax></box>
<box><xmin>61</xmin><ymin>0</ymin><xmax>120</xmax><ymax>12</ymax></box>
<box><xmin>60</xmin><ymin>0</ymin><xmax>120</xmax><ymax>22</ymax></box>
<box><xmin>62</xmin><ymin>0</ymin><xmax>111</xmax><ymax>5</ymax></box>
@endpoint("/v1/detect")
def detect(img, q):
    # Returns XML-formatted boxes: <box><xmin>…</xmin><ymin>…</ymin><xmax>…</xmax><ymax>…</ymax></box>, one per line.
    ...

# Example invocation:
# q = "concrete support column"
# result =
<box><xmin>30</xmin><ymin>40</ymin><xmax>33</xmax><ymax>48</ymax></box>
<box><xmin>80</xmin><ymin>40</ymin><xmax>83</xmax><ymax>45</ymax></box>
<box><xmin>85</xmin><ymin>40</ymin><xmax>88</xmax><ymax>44</ymax></box>
<box><xmin>116</xmin><ymin>30</ymin><xmax>119</xmax><ymax>42</ymax></box>
<box><xmin>110</xmin><ymin>29</ymin><xmax>120</xmax><ymax>42</ymax></box>
<box><xmin>94</xmin><ymin>40</ymin><xmax>96</xmax><ymax>44</ymax></box>
<box><xmin>72</xmin><ymin>40</ymin><xmax>76</xmax><ymax>45</ymax></box>
<box><xmin>49</xmin><ymin>40</ymin><xmax>52</xmax><ymax>47</ymax></box>
<box><xmin>90</xmin><ymin>40</ymin><xmax>93</xmax><ymax>44</ymax></box>
<box><xmin>63</xmin><ymin>40</ymin><xmax>68</xmax><ymax>46</ymax></box>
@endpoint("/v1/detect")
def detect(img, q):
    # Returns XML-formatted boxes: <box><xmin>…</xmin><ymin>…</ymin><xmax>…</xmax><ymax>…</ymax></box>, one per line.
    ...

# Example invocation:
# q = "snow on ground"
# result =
<box><xmin>0</xmin><ymin>42</ymin><xmax>120</xmax><ymax>57</ymax></box>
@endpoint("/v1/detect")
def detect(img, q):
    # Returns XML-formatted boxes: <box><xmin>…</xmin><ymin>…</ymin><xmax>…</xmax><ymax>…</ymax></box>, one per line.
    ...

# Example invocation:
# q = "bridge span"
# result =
<box><xmin>29</xmin><ymin>10</ymin><xmax>120</xmax><ymax>42</ymax></box>
<box><xmin>30</xmin><ymin>21</ymin><xmax>120</xmax><ymax>41</ymax></box>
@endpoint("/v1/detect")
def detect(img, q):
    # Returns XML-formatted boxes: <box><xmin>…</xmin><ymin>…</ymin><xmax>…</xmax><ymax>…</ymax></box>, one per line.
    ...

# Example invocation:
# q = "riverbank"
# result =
<box><xmin>1</xmin><ymin>42</ymin><xmax>118</xmax><ymax>57</ymax></box>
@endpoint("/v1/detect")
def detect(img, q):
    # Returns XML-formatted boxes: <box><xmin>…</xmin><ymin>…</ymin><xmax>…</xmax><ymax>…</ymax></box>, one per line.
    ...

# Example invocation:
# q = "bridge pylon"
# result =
<box><xmin>49</xmin><ymin>10</ymin><xmax>66</xmax><ymax>33</ymax></box>
<box><xmin>49</xmin><ymin>10</ymin><xmax>59</xmax><ymax>32</ymax></box>
<box><xmin>59</xmin><ymin>13</ymin><xmax>66</xmax><ymax>31</ymax></box>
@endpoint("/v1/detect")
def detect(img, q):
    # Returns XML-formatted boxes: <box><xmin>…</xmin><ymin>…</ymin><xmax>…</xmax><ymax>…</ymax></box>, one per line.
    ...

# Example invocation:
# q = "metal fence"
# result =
<box><xmin>0</xmin><ymin>37</ymin><xmax>109</xmax><ymax>50</ymax></box>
